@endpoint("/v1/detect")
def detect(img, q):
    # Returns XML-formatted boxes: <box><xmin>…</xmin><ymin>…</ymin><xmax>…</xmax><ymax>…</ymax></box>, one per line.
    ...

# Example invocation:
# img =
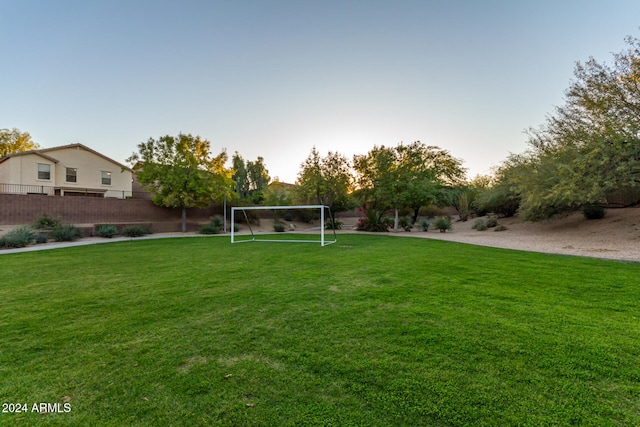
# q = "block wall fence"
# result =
<box><xmin>0</xmin><ymin>194</ymin><xmax>222</xmax><ymax>232</ymax></box>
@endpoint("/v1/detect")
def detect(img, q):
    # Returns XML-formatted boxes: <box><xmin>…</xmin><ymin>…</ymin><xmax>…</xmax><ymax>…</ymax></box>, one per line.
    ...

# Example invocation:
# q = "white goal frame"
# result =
<box><xmin>231</xmin><ymin>205</ymin><xmax>337</xmax><ymax>246</ymax></box>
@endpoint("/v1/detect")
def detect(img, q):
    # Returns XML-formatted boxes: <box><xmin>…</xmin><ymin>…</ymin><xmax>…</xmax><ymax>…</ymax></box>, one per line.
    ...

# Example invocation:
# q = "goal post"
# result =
<box><xmin>230</xmin><ymin>205</ymin><xmax>337</xmax><ymax>246</ymax></box>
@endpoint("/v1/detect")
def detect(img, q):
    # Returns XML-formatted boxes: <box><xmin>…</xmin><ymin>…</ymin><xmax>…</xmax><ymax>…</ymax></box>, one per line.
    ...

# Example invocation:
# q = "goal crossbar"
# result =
<box><xmin>231</xmin><ymin>205</ymin><xmax>337</xmax><ymax>246</ymax></box>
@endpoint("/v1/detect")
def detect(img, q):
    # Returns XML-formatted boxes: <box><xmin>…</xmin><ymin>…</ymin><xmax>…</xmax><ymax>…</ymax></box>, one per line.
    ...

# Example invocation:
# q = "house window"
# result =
<box><xmin>102</xmin><ymin>171</ymin><xmax>112</xmax><ymax>185</ymax></box>
<box><xmin>66</xmin><ymin>167</ymin><xmax>77</xmax><ymax>183</ymax></box>
<box><xmin>37</xmin><ymin>163</ymin><xmax>51</xmax><ymax>180</ymax></box>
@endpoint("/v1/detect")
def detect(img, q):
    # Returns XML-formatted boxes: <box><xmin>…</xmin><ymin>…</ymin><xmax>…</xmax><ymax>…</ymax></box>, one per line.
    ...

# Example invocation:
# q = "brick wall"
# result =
<box><xmin>0</xmin><ymin>194</ymin><xmax>222</xmax><ymax>231</ymax></box>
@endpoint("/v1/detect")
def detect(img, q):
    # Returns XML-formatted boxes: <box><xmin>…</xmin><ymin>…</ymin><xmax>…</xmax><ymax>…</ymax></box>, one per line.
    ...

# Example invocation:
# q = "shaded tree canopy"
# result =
<box><xmin>510</xmin><ymin>35</ymin><xmax>640</xmax><ymax>220</ymax></box>
<box><xmin>127</xmin><ymin>133</ymin><xmax>233</xmax><ymax>231</ymax></box>
<box><xmin>0</xmin><ymin>128</ymin><xmax>40</xmax><ymax>157</ymax></box>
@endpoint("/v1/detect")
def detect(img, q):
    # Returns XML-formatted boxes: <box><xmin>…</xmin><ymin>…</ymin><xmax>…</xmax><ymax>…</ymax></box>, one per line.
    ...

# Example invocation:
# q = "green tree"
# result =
<box><xmin>0</xmin><ymin>128</ymin><xmax>40</xmax><ymax>157</ymax></box>
<box><xmin>127</xmin><ymin>133</ymin><xmax>234</xmax><ymax>232</ymax></box>
<box><xmin>296</xmin><ymin>147</ymin><xmax>355</xmax><ymax>219</ymax></box>
<box><xmin>232</xmin><ymin>152</ymin><xmax>250</xmax><ymax>199</ymax></box>
<box><xmin>515</xmin><ymin>35</ymin><xmax>640</xmax><ymax>220</ymax></box>
<box><xmin>353</xmin><ymin>142</ymin><xmax>465</xmax><ymax>231</ymax></box>
<box><xmin>246</xmin><ymin>157</ymin><xmax>270</xmax><ymax>203</ymax></box>
<box><xmin>474</xmin><ymin>156</ymin><xmax>523</xmax><ymax>217</ymax></box>
<box><xmin>353</xmin><ymin>145</ymin><xmax>400</xmax><ymax>230</ymax></box>
<box><xmin>396</xmin><ymin>142</ymin><xmax>466</xmax><ymax>223</ymax></box>
<box><xmin>231</xmin><ymin>153</ymin><xmax>270</xmax><ymax>204</ymax></box>
<box><xmin>262</xmin><ymin>180</ymin><xmax>295</xmax><ymax>222</ymax></box>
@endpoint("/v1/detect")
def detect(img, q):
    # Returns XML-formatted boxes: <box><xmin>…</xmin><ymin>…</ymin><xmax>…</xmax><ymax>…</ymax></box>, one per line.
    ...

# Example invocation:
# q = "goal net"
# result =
<box><xmin>230</xmin><ymin>205</ymin><xmax>337</xmax><ymax>246</ymax></box>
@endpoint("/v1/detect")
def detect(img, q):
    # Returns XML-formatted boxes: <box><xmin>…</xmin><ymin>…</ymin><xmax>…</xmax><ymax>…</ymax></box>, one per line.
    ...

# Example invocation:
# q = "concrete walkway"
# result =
<box><xmin>0</xmin><ymin>232</ymin><xmax>220</xmax><ymax>255</ymax></box>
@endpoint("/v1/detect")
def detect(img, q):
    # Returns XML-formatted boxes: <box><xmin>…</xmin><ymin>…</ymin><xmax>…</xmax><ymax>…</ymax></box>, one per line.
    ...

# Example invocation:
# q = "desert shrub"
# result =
<box><xmin>455</xmin><ymin>192</ymin><xmax>472</xmax><ymax>221</ymax></box>
<box><xmin>486</xmin><ymin>217</ymin><xmax>499</xmax><ymax>228</ymax></box>
<box><xmin>419</xmin><ymin>205</ymin><xmax>445</xmax><ymax>219</ymax></box>
<box><xmin>474</xmin><ymin>186</ymin><xmax>520</xmax><ymax>217</ymax></box>
<box><xmin>200</xmin><ymin>216</ymin><xmax>225</xmax><ymax>234</ymax></box>
<box><xmin>325</xmin><ymin>219</ymin><xmax>343</xmax><ymax>230</ymax></box>
<box><xmin>282</xmin><ymin>212</ymin><xmax>293</xmax><ymax>222</ymax></box>
<box><xmin>35</xmin><ymin>233</ymin><xmax>49</xmax><ymax>244</ymax></box>
<box><xmin>472</xmin><ymin>219</ymin><xmax>488</xmax><ymax>231</ymax></box>
<box><xmin>32</xmin><ymin>214</ymin><xmax>62</xmax><ymax>230</ymax></box>
<box><xmin>583</xmin><ymin>204</ymin><xmax>606</xmax><ymax>220</ymax></box>
<box><xmin>211</xmin><ymin>215</ymin><xmax>225</xmax><ymax>228</ymax></box>
<box><xmin>96</xmin><ymin>224</ymin><xmax>118</xmax><ymax>238</ymax></box>
<box><xmin>434</xmin><ymin>216</ymin><xmax>452</xmax><ymax>233</ymax></box>
<box><xmin>1</xmin><ymin>226</ymin><xmax>36</xmax><ymax>248</ymax></box>
<box><xmin>294</xmin><ymin>209</ymin><xmax>318</xmax><ymax>223</ymax></box>
<box><xmin>50</xmin><ymin>224</ymin><xmax>83</xmax><ymax>242</ymax></box>
<box><xmin>198</xmin><ymin>224</ymin><xmax>221</xmax><ymax>235</ymax></box>
<box><xmin>233</xmin><ymin>224</ymin><xmax>240</xmax><ymax>232</ymax></box>
<box><xmin>122</xmin><ymin>226</ymin><xmax>152</xmax><ymax>237</ymax></box>
<box><xmin>356</xmin><ymin>205</ymin><xmax>392</xmax><ymax>232</ymax></box>
<box><xmin>494</xmin><ymin>225</ymin><xmax>508</xmax><ymax>232</ymax></box>
<box><xmin>419</xmin><ymin>218</ymin><xmax>430</xmax><ymax>231</ymax></box>
<box><xmin>399</xmin><ymin>216</ymin><xmax>413</xmax><ymax>231</ymax></box>
<box><xmin>273</xmin><ymin>222</ymin><xmax>286</xmax><ymax>232</ymax></box>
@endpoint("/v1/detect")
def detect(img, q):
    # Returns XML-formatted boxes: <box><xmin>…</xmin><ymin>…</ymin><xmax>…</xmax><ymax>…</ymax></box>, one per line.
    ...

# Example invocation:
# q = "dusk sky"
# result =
<box><xmin>2</xmin><ymin>1</ymin><xmax>639</xmax><ymax>183</ymax></box>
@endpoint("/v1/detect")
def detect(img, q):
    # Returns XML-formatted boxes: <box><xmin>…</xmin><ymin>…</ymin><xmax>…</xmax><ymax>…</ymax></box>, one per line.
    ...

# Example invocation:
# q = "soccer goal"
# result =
<box><xmin>230</xmin><ymin>205</ymin><xmax>337</xmax><ymax>246</ymax></box>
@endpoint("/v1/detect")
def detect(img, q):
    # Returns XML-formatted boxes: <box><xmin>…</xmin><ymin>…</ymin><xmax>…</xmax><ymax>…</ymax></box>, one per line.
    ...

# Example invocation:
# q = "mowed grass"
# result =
<box><xmin>0</xmin><ymin>235</ymin><xmax>639</xmax><ymax>426</ymax></box>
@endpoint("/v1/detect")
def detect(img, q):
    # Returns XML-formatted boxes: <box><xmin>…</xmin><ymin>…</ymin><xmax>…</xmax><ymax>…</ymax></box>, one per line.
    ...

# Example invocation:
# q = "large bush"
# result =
<box><xmin>122</xmin><ymin>226</ymin><xmax>152</xmax><ymax>237</ymax></box>
<box><xmin>211</xmin><ymin>215</ymin><xmax>225</xmax><ymax>228</ymax></box>
<box><xmin>474</xmin><ymin>185</ymin><xmax>520</xmax><ymax>218</ymax></box>
<box><xmin>51</xmin><ymin>224</ymin><xmax>83</xmax><ymax>242</ymax></box>
<box><xmin>96</xmin><ymin>224</ymin><xmax>118</xmax><ymax>238</ymax></box>
<box><xmin>434</xmin><ymin>217</ymin><xmax>452</xmax><ymax>233</ymax></box>
<box><xmin>32</xmin><ymin>214</ymin><xmax>62</xmax><ymax>229</ymax></box>
<box><xmin>198</xmin><ymin>224</ymin><xmax>221</xmax><ymax>235</ymax></box>
<box><xmin>356</xmin><ymin>205</ymin><xmax>392</xmax><ymax>232</ymax></box>
<box><xmin>0</xmin><ymin>226</ymin><xmax>36</xmax><ymax>248</ymax></box>
<box><xmin>199</xmin><ymin>216</ymin><xmax>225</xmax><ymax>234</ymax></box>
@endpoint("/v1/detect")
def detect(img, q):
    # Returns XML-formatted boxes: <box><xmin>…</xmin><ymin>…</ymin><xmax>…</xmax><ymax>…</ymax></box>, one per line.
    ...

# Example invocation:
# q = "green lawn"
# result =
<box><xmin>0</xmin><ymin>235</ymin><xmax>638</xmax><ymax>426</ymax></box>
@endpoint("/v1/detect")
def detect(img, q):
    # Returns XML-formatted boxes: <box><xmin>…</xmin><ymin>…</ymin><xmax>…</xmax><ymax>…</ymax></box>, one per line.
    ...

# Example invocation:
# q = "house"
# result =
<box><xmin>0</xmin><ymin>143</ymin><xmax>133</xmax><ymax>198</ymax></box>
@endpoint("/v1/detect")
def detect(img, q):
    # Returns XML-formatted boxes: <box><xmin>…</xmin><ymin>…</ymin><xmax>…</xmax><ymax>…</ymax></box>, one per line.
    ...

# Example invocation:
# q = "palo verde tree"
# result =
<box><xmin>353</xmin><ymin>142</ymin><xmax>465</xmax><ymax>231</ymax></box>
<box><xmin>515</xmin><ymin>34</ymin><xmax>640</xmax><ymax>220</ymax></box>
<box><xmin>474</xmin><ymin>156</ymin><xmax>524</xmax><ymax>217</ymax></box>
<box><xmin>127</xmin><ymin>133</ymin><xmax>234</xmax><ymax>232</ymax></box>
<box><xmin>352</xmin><ymin>145</ymin><xmax>399</xmax><ymax>230</ymax></box>
<box><xmin>396</xmin><ymin>142</ymin><xmax>466</xmax><ymax>223</ymax></box>
<box><xmin>0</xmin><ymin>128</ymin><xmax>40</xmax><ymax>157</ymax></box>
<box><xmin>295</xmin><ymin>147</ymin><xmax>355</xmax><ymax>219</ymax></box>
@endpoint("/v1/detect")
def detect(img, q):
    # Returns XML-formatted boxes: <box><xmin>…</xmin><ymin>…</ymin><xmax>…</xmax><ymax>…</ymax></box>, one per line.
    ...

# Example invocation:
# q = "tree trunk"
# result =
<box><xmin>412</xmin><ymin>207</ymin><xmax>420</xmax><ymax>224</ymax></box>
<box><xmin>181</xmin><ymin>207</ymin><xmax>187</xmax><ymax>232</ymax></box>
<box><xmin>393</xmin><ymin>208</ymin><xmax>399</xmax><ymax>232</ymax></box>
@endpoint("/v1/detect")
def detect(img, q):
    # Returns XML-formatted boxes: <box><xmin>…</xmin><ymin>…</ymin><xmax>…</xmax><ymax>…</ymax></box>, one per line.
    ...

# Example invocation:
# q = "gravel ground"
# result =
<box><xmin>365</xmin><ymin>208</ymin><xmax>640</xmax><ymax>262</ymax></box>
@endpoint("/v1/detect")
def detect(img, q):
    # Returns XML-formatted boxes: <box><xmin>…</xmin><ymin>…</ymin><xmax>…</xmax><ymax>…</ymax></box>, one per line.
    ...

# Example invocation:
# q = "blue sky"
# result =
<box><xmin>2</xmin><ymin>1</ymin><xmax>639</xmax><ymax>183</ymax></box>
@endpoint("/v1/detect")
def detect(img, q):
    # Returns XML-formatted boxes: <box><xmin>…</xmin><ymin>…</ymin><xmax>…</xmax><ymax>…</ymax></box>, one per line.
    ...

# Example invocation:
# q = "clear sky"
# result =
<box><xmin>2</xmin><ymin>1</ymin><xmax>639</xmax><ymax>183</ymax></box>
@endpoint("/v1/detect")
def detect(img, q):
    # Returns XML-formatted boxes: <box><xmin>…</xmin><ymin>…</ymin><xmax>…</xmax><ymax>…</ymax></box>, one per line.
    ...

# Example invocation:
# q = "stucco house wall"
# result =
<box><xmin>0</xmin><ymin>144</ymin><xmax>132</xmax><ymax>198</ymax></box>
